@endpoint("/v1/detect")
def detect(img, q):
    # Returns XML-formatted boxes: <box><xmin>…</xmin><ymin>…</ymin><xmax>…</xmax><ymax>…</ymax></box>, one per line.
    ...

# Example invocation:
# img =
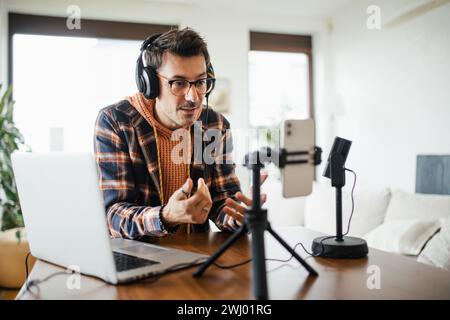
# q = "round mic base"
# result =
<box><xmin>312</xmin><ymin>236</ymin><xmax>368</xmax><ymax>259</ymax></box>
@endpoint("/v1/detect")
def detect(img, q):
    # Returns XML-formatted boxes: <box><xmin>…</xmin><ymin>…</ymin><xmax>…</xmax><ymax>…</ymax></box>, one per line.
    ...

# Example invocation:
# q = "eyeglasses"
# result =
<box><xmin>157</xmin><ymin>74</ymin><xmax>215</xmax><ymax>96</ymax></box>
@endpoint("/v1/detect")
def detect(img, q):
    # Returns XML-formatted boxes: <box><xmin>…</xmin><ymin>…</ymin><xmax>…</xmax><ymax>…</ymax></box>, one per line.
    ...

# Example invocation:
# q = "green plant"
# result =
<box><xmin>255</xmin><ymin>125</ymin><xmax>281</xmax><ymax>181</ymax></box>
<box><xmin>0</xmin><ymin>84</ymin><xmax>28</xmax><ymax>233</ymax></box>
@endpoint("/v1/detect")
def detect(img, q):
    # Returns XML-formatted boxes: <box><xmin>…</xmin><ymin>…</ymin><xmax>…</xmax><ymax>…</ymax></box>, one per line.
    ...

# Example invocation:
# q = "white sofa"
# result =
<box><xmin>263</xmin><ymin>179</ymin><xmax>450</xmax><ymax>271</ymax></box>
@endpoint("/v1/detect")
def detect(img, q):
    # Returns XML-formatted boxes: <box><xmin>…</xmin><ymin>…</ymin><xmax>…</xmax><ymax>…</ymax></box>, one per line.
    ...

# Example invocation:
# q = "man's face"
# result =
<box><xmin>155</xmin><ymin>52</ymin><xmax>206</xmax><ymax>129</ymax></box>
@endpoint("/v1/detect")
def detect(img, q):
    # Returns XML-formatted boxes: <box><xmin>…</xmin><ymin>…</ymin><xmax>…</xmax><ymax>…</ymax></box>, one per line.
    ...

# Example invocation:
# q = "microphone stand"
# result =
<box><xmin>311</xmin><ymin>152</ymin><xmax>368</xmax><ymax>258</ymax></box>
<box><xmin>193</xmin><ymin>147</ymin><xmax>322</xmax><ymax>300</ymax></box>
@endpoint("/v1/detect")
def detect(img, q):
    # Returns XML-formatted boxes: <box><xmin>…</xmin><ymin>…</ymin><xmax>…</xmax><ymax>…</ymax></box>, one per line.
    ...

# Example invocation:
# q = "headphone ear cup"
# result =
<box><xmin>135</xmin><ymin>32</ymin><xmax>163</xmax><ymax>99</ymax></box>
<box><xmin>206</xmin><ymin>62</ymin><xmax>215</xmax><ymax>97</ymax></box>
<box><xmin>135</xmin><ymin>55</ymin><xmax>145</xmax><ymax>94</ymax></box>
<box><xmin>206</xmin><ymin>62</ymin><xmax>215</xmax><ymax>79</ymax></box>
<box><xmin>141</xmin><ymin>66</ymin><xmax>159</xmax><ymax>99</ymax></box>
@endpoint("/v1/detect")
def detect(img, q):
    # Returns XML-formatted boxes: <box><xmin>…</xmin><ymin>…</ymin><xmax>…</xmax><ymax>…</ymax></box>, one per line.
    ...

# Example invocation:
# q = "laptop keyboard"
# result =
<box><xmin>113</xmin><ymin>251</ymin><xmax>159</xmax><ymax>272</ymax></box>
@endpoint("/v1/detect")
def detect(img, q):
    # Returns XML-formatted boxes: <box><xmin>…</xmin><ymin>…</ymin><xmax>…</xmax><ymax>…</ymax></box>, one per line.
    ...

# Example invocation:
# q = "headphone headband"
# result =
<box><xmin>140</xmin><ymin>33</ymin><xmax>162</xmax><ymax>52</ymax></box>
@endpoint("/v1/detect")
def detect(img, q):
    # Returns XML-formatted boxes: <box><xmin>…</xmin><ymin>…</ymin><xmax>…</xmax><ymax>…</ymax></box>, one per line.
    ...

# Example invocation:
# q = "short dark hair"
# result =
<box><xmin>144</xmin><ymin>27</ymin><xmax>210</xmax><ymax>70</ymax></box>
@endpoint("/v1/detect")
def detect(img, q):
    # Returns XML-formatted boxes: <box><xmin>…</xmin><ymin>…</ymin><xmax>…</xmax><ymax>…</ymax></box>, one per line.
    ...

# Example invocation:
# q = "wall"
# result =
<box><xmin>329</xmin><ymin>0</ymin><xmax>450</xmax><ymax>192</ymax></box>
<box><xmin>4</xmin><ymin>0</ymin><xmax>448</xmax><ymax>217</ymax></box>
<box><xmin>0</xmin><ymin>0</ymin><xmax>320</xmax><ymax>125</ymax></box>
<box><xmin>0</xmin><ymin>0</ymin><xmax>329</xmax><ymax>194</ymax></box>
<box><xmin>0</xmin><ymin>0</ymin><xmax>7</xmax><ymax>84</ymax></box>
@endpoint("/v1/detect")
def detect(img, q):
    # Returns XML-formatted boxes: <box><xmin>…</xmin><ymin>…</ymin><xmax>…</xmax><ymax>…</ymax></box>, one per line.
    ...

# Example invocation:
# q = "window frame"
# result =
<box><xmin>7</xmin><ymin>12</ymin><xmax>177</xmax><ymax>86</ymax></box>
<box><xmin>249</xmin><ymin>31</ymin><xmax>314</xmax><ymax>119</ymax></box>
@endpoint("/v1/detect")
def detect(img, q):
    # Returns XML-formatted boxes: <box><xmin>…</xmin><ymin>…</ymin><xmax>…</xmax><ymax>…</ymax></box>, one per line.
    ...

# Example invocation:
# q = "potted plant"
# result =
<box><xmin>0</xmin><ymin>83</ymin><xmax>35</xmax><ymax>289</ymax></box>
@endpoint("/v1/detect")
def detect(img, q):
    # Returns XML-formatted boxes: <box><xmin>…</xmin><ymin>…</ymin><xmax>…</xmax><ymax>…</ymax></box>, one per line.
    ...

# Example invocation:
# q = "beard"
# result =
<box><xmin>176</xmin><ymin>101</ymin><xmax>202</xmax><ymax>111</ymax></box>
<box><xmin>175</xmin><ymin>101</ymin><xmax>203</xmax><ymax>128</ymax></box>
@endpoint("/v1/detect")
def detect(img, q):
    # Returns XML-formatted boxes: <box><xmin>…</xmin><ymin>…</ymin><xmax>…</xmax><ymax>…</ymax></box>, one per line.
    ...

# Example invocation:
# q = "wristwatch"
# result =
<box><xmin>158</xmin><ymin>204</ymin><xmax>179</xmax><ymax>234</ymax></box>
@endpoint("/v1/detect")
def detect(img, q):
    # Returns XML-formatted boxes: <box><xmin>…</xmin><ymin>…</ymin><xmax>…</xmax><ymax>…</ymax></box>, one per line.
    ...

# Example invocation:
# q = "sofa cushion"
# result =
<box><xmin>363</xmin><ymin>219</ymin><xmax>442</xmax><ymax>255</ymax></box>
<box><xmin>418</xmin><ymin>218</ymin><xmax>450</xmax><ymax>271</ymax></box>
<box><xmin>304</xmin><ymin>183</ymin><xmax>391</xmax><ymax>237</ymax></box>
<box><xmin>384</xmin><ymin>189</ymin><xmax>450</xmax><ymax>222</ymax></box>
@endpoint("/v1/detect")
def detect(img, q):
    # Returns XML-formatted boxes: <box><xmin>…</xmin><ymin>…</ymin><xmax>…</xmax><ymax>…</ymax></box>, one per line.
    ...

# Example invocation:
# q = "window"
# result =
<box><xmin>249</xmin><ymin>31</ymin><xmax>313</xmax><ymax>127</ymax></box>
<box><xmin>12</xmin><ymin>35</ymin><xmax>142</xmax><ymax>152</ymax></box>
<box><xmin>248</xmin><ymin>31</ymin><xmax>313</xmax><ymax>179</ymax></box>
<box><xmin>249</xmin><ymin>50</ymin><xmax>310</xmax><ymax>127</ymax></box>
<box><xmin>8</xmin><ymin>13</ymin><xmax>175</xmax><ymax>152</ymax></box>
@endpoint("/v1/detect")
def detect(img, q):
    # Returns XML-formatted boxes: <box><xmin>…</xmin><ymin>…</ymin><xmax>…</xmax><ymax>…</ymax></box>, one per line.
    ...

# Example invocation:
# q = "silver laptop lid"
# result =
<box><xmin>12</xmin><ymin>152</ymin><xmax>118</xmax><ymax>284</ymax></box>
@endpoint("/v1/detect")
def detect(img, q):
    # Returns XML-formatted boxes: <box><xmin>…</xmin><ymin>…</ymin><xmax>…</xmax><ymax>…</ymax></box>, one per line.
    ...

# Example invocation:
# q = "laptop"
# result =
<box><xmin>11</xmin><ymin>152</ymin><xmax>209</xmax><ymax>284</ymax></box>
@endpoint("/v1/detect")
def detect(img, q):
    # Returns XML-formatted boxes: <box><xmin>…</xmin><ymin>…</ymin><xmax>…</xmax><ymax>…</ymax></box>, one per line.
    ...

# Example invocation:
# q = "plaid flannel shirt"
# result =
<box><xmin>94</xmin><ymin>99</ymin><xmax>242</xmax><ymax>239</ymax></box>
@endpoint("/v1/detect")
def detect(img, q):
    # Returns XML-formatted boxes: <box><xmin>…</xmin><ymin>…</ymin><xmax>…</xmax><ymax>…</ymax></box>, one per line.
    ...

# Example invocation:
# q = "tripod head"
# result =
<box><xmin>244</xmin><ymin>146</ymin><xmax>322</xmax><ymax>168</ymax></box>
<box><xmin>243</xmin><ymin>146</ymin><xmax>322</xmax><ymax>211</ymax></box>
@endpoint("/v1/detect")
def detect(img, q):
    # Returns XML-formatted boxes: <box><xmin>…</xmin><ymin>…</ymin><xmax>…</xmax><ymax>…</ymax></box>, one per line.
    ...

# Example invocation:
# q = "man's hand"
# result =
<box><xmin>161</xmin><ymin>178</ymin><xmax>213</xmax><ymax>227</ymax></box>
<box><xmin>223</xmin><ymin>172</ymin><xmax>268</xmax><ymax>225</ymax></box>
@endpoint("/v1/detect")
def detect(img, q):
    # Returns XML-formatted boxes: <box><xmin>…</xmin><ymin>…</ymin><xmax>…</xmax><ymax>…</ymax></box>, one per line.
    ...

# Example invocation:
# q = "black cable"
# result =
<box><xmin>212</xmin><ymin>241</ymin><xmax>314</xmax><ymax>270</ymax></box>
<box><xmin>303</xmin><ymin>167</ymin><xmax>357</xmax><ymax>257</ymax></box>
<box><xmin>307</xmin><ymin>235</ymin><xmax>337</xmax><ymax>257</ymax></box>
<box><xmin>213</xmin><ymin>259</ymin><xmax>252</xmax><ymax>269</ymax></box>
<box><xmin>152</xmin><ymin>257</ymin><xmax>209</xmax><ymax>276</ymax></box>
<box><xmin>27</xmin><ymin>272</ymin><xmax>69</xmax><ymax>288</ymax></box>
<box><xmin>205</xmin><ymin>96</ymin><xmax>209</xmax><ymax>128</ymax></box>
<box><xmin>211</xmin><ymin>240</ymin><xmax>308</xmax><ymax>269</ymax></box>
<box><xmin>265</xmin><ymin>242</ymin><xmax>305</xmax><ymax>263</ymax></box>
<box><xmin>213</xmin><ymin>239</ymin><xmax>327</xmax><ymax>270</ymax></box>
<box><xmin>22</xmin><ymin>253</ymin><xmax>209</xmax><ymax>292</ymax></box>
<box><xmin>300</xmin><ymin>167</ymin><xmax>358</xmax><ymax>257</ymax></box>
<box><xmin>343</xmin><ymin>168</ymin><xmax>356</xmax><ymax>236</ymax></box>
<box><xmin>197</xmin><ymin>169</ymin><xmax>357</xmax><ymax>268</ymax></box>
<box><xmin>19</xmin><ymin>252</ymin><xmax>71</xmax><ymax>299</ymax></box>
<box><xmin>25</xmin><ymin>252</ymin><xmax>31</xmax><ymax>288</ymax></box>
<box><xmin>203</xmin><ymin>242</ymin><xmax>304</xmax><ymax>269</ymax></box>
<box><xmin>128</xmin><ymin>257</ymin><xmax>210</xmax><ymax>284</ymax></box>
<box><xmin>24</xmin><ymin>252</ymin><xmax>74</xmax><ymax>287</ymax></box>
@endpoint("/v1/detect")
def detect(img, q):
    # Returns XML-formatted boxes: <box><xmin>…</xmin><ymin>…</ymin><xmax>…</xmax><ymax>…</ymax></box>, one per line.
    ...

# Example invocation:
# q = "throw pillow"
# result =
<box><xmin>384</xmin><ymin>189</ymin><xmax>450</xmax><ymax>222</ymax></box>
<box><xmin>418</xmin><ymin>218</ymin><xmax>450</xmax><ymax>271</ymax></box>
<box><xmin>363</xmin><ymin>219</ymin><xmax>442</xmax><ymax>255</ymax></box>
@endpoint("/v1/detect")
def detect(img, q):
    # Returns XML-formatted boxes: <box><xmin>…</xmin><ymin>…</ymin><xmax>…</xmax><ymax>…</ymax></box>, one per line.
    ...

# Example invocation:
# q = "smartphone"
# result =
<box><xmin>281</xmin><ymin>119</ymin><xmax>315</xmax><ymax>198</ymax></box>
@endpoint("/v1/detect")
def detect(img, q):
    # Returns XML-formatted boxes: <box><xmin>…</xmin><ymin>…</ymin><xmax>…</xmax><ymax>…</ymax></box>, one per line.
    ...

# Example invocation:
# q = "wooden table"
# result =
<box><xmin>16</xmin><ymin>226</ymin><xmax>450</xmax><ymax>300</ymax></box>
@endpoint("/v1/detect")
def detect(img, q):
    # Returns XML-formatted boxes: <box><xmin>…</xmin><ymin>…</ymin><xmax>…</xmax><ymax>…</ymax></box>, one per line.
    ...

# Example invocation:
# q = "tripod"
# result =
<box><xmin>193</xmin><ymin>148</ymin><xmax>321</xmax><ymax>300</ymax></box>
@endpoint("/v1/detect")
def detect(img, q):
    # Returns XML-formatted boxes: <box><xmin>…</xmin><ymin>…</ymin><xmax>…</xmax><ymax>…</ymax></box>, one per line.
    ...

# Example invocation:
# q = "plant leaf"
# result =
<box><xmin>0</xmin><ymin>83</ymin><xmax>26</xmax><ymax>230</ymax></box>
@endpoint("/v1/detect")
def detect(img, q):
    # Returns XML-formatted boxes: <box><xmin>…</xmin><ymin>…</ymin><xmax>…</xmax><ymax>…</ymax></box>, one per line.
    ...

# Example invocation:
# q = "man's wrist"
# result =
<box><xmin>159</xmin><ymin>205</ymin><xmax>179</xmax><ymax>233</ymax></box>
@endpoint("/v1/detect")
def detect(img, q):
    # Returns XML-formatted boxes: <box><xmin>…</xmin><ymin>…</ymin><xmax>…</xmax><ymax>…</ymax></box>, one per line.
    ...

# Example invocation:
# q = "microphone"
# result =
<box><xmin>311</xmin><ymin>136</ymin><xmax>368</xmax><ymax>259</ymax></box>
<box><xmin>323</xmin><ymin>137</ymin><xmax>351</xmax><ymax>180</ymax></box>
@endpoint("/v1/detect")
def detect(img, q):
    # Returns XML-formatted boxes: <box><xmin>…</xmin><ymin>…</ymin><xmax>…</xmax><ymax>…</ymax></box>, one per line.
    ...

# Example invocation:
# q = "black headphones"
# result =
<box><xmin>135</xmin><ymin>33</ymin><xmax>216</xmax><ymax>186</ymax></box>
<box><xmin>135</xmin><ymin>33</ymin><xmax>216</xmax><ymax>100</ymax></box>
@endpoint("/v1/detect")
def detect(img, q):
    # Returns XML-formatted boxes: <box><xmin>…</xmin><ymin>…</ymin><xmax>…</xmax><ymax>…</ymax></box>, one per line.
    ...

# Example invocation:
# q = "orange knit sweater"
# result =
<box><xmin>127</xmin><ymin>94</ymin><xmax>191</xmax><ymax>226</ymax></box>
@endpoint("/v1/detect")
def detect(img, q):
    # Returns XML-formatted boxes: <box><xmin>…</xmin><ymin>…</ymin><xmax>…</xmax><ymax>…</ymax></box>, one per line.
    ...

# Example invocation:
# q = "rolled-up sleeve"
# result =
<box><xmin>94</xmin><ymin>110</ymin><xmax>166</xmax><ymax>239</ymax></box>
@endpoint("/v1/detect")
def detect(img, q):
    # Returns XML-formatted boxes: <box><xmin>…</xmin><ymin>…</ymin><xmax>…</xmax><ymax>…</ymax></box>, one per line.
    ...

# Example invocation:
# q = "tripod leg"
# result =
<box><xmin>193</xmin><ymin>225</ymin><xmax>247</xmax><ymax>277</ymax></box>
<box><xmin>267</xmin><ymin>224</ymin><xmax>318</xmax><ymax>276</ymax></box>
<box><xmin>250</xmin><ymin>222</ymin><xmax>268</xmax><ymax>300</ymax></box>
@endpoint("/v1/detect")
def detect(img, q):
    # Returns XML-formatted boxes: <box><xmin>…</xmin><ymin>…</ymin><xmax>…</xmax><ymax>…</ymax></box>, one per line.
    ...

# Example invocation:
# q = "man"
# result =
<box><xmin>94</xmin><ymin>28</ymin><xmax>266</xmax><ymax>239</ymax></box>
